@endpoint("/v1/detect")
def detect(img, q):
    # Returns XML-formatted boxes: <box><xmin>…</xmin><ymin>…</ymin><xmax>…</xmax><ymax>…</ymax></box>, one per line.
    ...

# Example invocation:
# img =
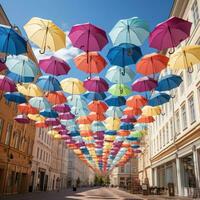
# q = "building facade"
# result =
<box><xmin>139</xmin><ymin>0</ymin><xmax>200</xmax><ymax>197</ymax></box>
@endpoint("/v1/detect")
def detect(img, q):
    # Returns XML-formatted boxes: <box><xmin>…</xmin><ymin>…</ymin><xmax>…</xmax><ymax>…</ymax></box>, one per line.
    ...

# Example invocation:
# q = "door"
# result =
<box><xmin>39</xmin><ymin>171</ymin><xmax>45</xmax><ymax>191</ymax></box>
<box><xmin>0</xmin><ymin>168</ymin><xmax>5</xmax><ymax>194</ymax></box>
<box><xmin>44</xmin><ymin>175</ymin><xmax>48</xmax><ymax>191</ymax></box>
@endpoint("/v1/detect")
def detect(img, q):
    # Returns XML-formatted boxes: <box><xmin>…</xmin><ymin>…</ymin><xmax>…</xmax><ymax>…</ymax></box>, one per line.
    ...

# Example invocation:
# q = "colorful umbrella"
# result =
<box><xmin>148</xmin><ymin>92</ymin><xmax>170</xmax><ymax>106</ymax></box>
<box><xmin>69</xmin><ymin>23</ymin><xmax>108</xmax><ymax>52</ymax></box>
<box><xmin>52</xmin><ymin>104</ymin><xmax>70</xmax><ymax>113</ymax></box>
<box><xmin>59</xmin><ymin>112</ymin><xmax>75</xmax><ymax>120</ymax></box>
<box><xmin>0</xmin><ymin>75</ymin><xmax>17</xmax><ymax>92</ymax></box>
<box><xmin>91</xmin><ymin>121</ymin><xmax>106</xmax><ymax>132</ymax></box>
<box><xmin>88</xmin><ymin>101</ymin><xmax>108</xmax><ymax>113</ymax></box>
<box><xmin>134</xmin><ymin>123</ymin><xmax>147</xmax><ymax>131</ymax></box>
<box><xmin>105</xmin><ymin>96</ymin><xmax>126</xmax><ymax>107</ymax></box>
<box><xmin>39</xmin><ymin>56</ymin><xmax>70</xmax><ymax>75</ymax></box>
<box><xmin>137</xmin><ymin>115</ymin><xmax>155</xmax><ymax>123</ymax></box>
<box><xmin>123</xmin><ymin>107</ymin><xmax>142</xmax><ymax>116</ymax></box>
<box><xmin>84</xmin><ymin>92</ymin><xmax>106</xmax><ymax>100</ymax></box>
<box><xmin>120</xmin><ymin>123</ymin><xmax>134</xmax><ymax>130</ymax></box>
<box><xmin>18</xmin><ymin>103</ymin><xmax>38</xmax><ymax>115</ymax></box>
<box><xmin>6</xmin><ymin>71</ymin><xmax>34</xmax><ymax>83</ymax></box>
<box><xmin>4</xmin><ymin>92</ymin><xmax>26</xmax><ymax>103</ymax></box>
<box><xmin>71</xmin><ymin>107</ymin><xmax>89</xmax><ymax>117</ymax></box>
<box><xmin>45</xmin><ymin>118</ymin><xmax>60</xmax><ymax>126</ymax></box>
<box><xmin>88</xmin><ymin>112</ymin><xmax>106</xmax><ymax>121</ymax></box>
<box><xmin>105</xmin><ymin>106</ymin><xmax>123</xmax><ymax>118</ymax></box>
<box><xmin>142</xmin><ymin>105</ymin><xmax>161</xmax><ymax>116</ymax></box>
<box><xmin>0</xmin><ymin>63</ymin><xmax>7</xmax><ymax>72</ymax></box>
<box><xmin>45</xmin><ymin>91</ymin><xmax>66</xmax><ymax>105</ymax></box>
<box><xmin>24</xmin><ymin>17</ymin><xmax>66</xmax><ymax>53</ymax></box>
<box><xmin>126</xmin><ymin>95</ymin><xmax>147</xmax><ymax>108</ymax></box>
<box><xmin>14</xmin><ymin>114</ymin><xmax>30</xmax><ymax>124</ymax></box>
<box><xmin>28</xmin><ymin>114</ymin><xmax>45</xmax><ymax>122</ymax></box>
<box><xmin>121</xmin><ymin>115</ymin><xmax>136</xmax><ymax>123</ymax></box>
<box><xmin>17</xmin><ymin>83</ymin><xmax>43</xmax><ymax>97</ymax></box>
<box><xmin>105</xmin><ymin>117</ymin><xmax>120</xmax><ymax>130</ymax></box>
<box><xmin>40</xmin><ymin>109</ymin><xmax>58</xmax><ymax>118</ymax></box>
<box><xmin>136</xmin><ymin>53</ymin><xmax>169</xmax><ymax>75</ymax></box>
<box><xmin>29</xmin><ymin>97</ymin><xmax>51</xmax><ymax>110</ymax></box>
<box><xmin>76</xmin><ymin>116</ymin><xmax>91</xmax><ymax>124</ymax></box>
<box><xmin>109</xmin><ymin>17</ymin><xmax>150</xmax><ymax>46</ymax></box>
<box><xmin>149</xmin><ymin>17</ymin><xmax>192</xmax><ymax>53</ymax></box>
<box><xmin>108</xmin><ymin>84</ymin><xmax>131</xmax><ymax>96</ymax></box>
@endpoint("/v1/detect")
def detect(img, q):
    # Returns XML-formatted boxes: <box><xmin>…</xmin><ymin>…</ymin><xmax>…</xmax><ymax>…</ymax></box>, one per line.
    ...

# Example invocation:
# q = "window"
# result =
<box><xmin>5</xmin><ymin>124</ymin><xmax>13</xmax><ymax>145</ymax></box>
<box><xmin>40</xmin><ymin>149</ymin><xmax>43</xmax><ymax>160</ymax></box>
<box><xmin>179</xmin><ymin>72</ymin><xmax>184</xmax><ymax>95</ymax></box>
<box><xmin>181</xmin><ymin>104</ymin><xmax>187</xmax><ymax>130</ymax></box>
<box><xmin>0</xmin><ymin>118</ymin><xmax>4</xmax><ymax>141</ymax></box>
<box><xmin>163</xmin><ymin>127</ymin><xmax>165</xmax><ymax>147</ymax></box>
<box><xmin>37</xmin><ymin>147</ymin><xmax>40</xmax><ymax>159</ymax></box>
<box><xmin>192</xmin><ymin>0</ymin><xmax>199</xmax><ymax>27</ymax></box>
<box><xmin>159</xmin><ymin>130</ymin><xmax>162</xmax><ymax>149</ymax></box>
<box><xmin>170</xmin><ymin>119</ymin><xmax>173</xmax><ymax>140</ymax></box>
<box><xmin>13</xmin><ymin>131</ymin><xmax>20</xmax><ymax>149</ymax></box>
<box><xmin>120</xmin><ymin>166</ymin><xmax>125</xmax><ymax>173</ymax></box>
<box><xmin>188</xmin><ymin>95</ymin><xmax>196</xmax><ymax>123</ymax></box>
<box><xmin>166</xmin><ymin>123</ymin><xmax>169</xmax><ymax>143</ymax></box>
<box><xmin>187</xmin><ymin>70</ymin><xmax>192</xmax><ymax>85</ymax></box>
<box><xmin>175</xmin><ymin>111</ymin><xmax>180</xmax><ymax>135</ymax></box>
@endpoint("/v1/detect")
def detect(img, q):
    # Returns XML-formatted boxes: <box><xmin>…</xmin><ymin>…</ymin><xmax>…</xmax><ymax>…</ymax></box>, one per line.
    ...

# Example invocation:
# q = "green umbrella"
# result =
<box><xmin>130</xmin><ymin>131</ymin><xmax>143</xmax><ymax>138</ymax></box>
<box><xmin>108</xmin><ymin>84</ymin><xmax>131</xmax><ymax>96</ymax></box>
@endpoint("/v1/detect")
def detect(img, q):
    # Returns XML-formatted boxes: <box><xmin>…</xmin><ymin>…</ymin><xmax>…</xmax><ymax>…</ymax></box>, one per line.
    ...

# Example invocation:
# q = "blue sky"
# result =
<box><xmin>1</xmin><ymin>0</ymin><xmax>173</xmax><ymax>80</ymax></box>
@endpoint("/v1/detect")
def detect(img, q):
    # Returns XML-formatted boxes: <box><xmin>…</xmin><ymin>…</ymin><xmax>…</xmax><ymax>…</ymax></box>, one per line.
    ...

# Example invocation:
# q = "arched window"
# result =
<box><xmin>5</xmin><ymin>123</ymin><xmax>13</xmax><ymax>145</ymax></box>
<box><xmin>13</xmin><ymin>131</ymin><xmax>21</xmax><ymax>150</ymax></box>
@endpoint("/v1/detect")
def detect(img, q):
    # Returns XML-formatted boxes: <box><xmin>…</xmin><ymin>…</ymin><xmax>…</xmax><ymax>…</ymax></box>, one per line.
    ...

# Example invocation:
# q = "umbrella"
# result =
<box><xmin>45</xmin><ymin>118</ymin><xmax>60</xmax><ymax>126</ymax></box>
<box><xmin>134</xmin><ymin>123</ymin><xmax>147</xmax><ymax>131</ymax></box>
<box><xmin>17</xmin><ymin>83</ymin><xmax>43</xmax><ymax>97</ymax></box>
<box><xmin>0</xmin><ymin>63</ymin><xmax>7</xmax><ymax>72</ymax></box>
<box><xmin>121</xmin><ymin>115</ymin><xmax>136</xmax><ymax>123</ymax></box>
<box><xmin>69</xmin><ymin>23</ymin><xmax>108</xmax><ymax>52</ymax></box>
<box><xmin>59</xmin><ymin>112</ymin><xmax>75</xmax><ymax>120</ymax></box>
<box><xmin>24</xmin><ymin>17</ymin><xmax>66</xmax><ymax>53</ymax></box>
<box><xmin>84</xmin><ymin>92</ymin><xmax>106</xmax><ymax>100</ymax></box>
<box><xmin>52</xmin><ymin>103</ymin><xmax>70</xmax><ymax>113</ymax></box>
<box><xmin>105</xmin><ymin>96</ymin><xmax>126</xmax><ymax>107</ymax></box>
<box><xmin>28</xmin><ymin>114</ymin><xmax>45</xmax><ymax>122</ymax></box>
<box><xmin>105</xmin><ymin>131</ymin><xmax>117</xmax><ymax>136</ymax></box>
<box><xmin>39</xmin><ymin>56</ymin><xmax>70</xmax><ymax>75</ymax></box>
<box><xmin>142</xmin><ymin>106</ymin><xmax>161</xmax><ymax>116</ymax></box>
<box><xmin>45</xmin><ymin>91</ymin><xmax>66</xmax><ymax>105</ymax></box>
<box><xmin>0</xmin><ymin>24</ymin><xmax>27</xmax><ymax>62</ymax></box>
<box><xmin>0</xmin><ymin>75</ymin><xmax>17</xmax><ymax>92</ymax></box>
<box><xmin>61</xmin><ymin>78</ymin><xmax>85</xmax><ymax>94</ymax></box>
<box><xmin>156</xmin><ymin>74</ymin><xmax>183</xmax><ymax>91</ymax></box>
<box><xmin>117</xmin><ymin>130</ymin><xmax>130</xmax><ymax>136</ymax></box>
<box><xmin>105</xmin><ymin>66</ymin><xmax>135</xmax><ymax>83</ymax></box>
<box><xmin>74</xmin><ymin>52</ymin><xmax>107</xmax><ymax>74</ymax></box>
<box><xmin>120</xmin><ymin>123</ymin><xmax>134</xmax><ymax>130</ymax></box>
<box><xmin>79</xmin><ymin>124</ymin><xmax>91</xmax><ymax>131</ymax></box>
<box><xmin>168</xmin><ymin>45</ymin><xmax>200</xmax><ymax>71</ymax></box>
<box><xmin>109</xmin><ymin>17</ymin><xmax>150</xmax><ymax>46</ymax></box>
<box><xmin>6</xmin><ymin>71</ymin><xmax>34</xmax><ymax>83</ymax></box>
<box><xmin>14</xmin><ymin>114</ymin><xmax>30</xmax><ymax>124</ymax></box>
<box><xmin>108</xmin><ymin>84</ymin><xmax>131</xmax><ymax>96</ymax></box>
<box><xmin>91</xmin><ymin>121</ymin><xmax>106</xmax><ymax>132</ymax></box>
<box><xmin>88</xmin><ymin>101</ymin><xmax>108</xmax><ymax>113</ymax></box>
<box><xmin>148</xmin><ymin>92</ymin><xmax>171</xmax><ymax>106</ymax></box>
<box><xmin>137</xmin><ymin>115</ymin><xmax>155</xmax><ymax>123</ymax></box>
<box><xmin>105</xmin><ymin>106</ymin><xmax>123</xmax><ymax>118</ymax></box>
<box><xmin>105</xmin><ymin>117</ymin><xmax>120</xmax><ymax>130</ymax></box>
<box><xmin>36</xmin><ymin>75</ymin><xmax>61</xmax><ymax>92</ymax></box>
<box><xmin>18</xmin><ymin>103</ymin><xmax>38</xmax><ymax>114</ymax></box>
<box><xmin>76</xmin><ymin>116</ymin><xmax>91</xmax><ymax>124</ymax></box>
<box><xmin>126</xmin><ymin>95</ymin><xmax>147</xmax><ymax>108</ymax></box>
<box><xmin>136</xmin><ymin>53</ymin><xmax>169</xmax><ymax>75</ymax></box>
<box><xmin>123</xmin><ymin>107</ymin><xmax>142</xmax><ymax>116</ymax></box>
<box><xmin>131</xmin><ymin>77</ymin><xmax>157</xmax><ymax>92</ymax></box>
<box><xmin>6</xmin><ymin>55</ymin><xmax>39</xmax><ymax>78</ymax></box>
<box><xmin>71</xmin><ymin>107</ymin><xmax>89</xmax><ymax>117</ymax></box>
<box><xmin>29</xmin><ymin>97</ymin><xmax>51</xmax><ymax>110</ymax></box>
<box><xmin>47</xmin><ymin>129</ymin><xmax>59</xmax><ymax>136</ymax></box>
<box><xmin>88</xmin><ymin>112</ymin><xmax>106</xmax><ymax>121</ymax></box>
<box><xmin>4</xmin><ymin>92</ymin><xmax>26</xmax><ymax>104</ymax></box>
<box><xmin>83</xmin><ymin>77</ymin><xmax>109</xmax><ymax>92</ymax></box>
<box><xmin>40</xmin><ymin>109</ymin><xmax>58</xmax><ymax>118</ymax></box>
<box><xmin>35</xmin><ymin>121</ymin><xmax>48</xmax><ymax>128</ymax></box>
<box><xmin>67</xmin><ymin>95</ymin><xmax>87</xmax><ymax>108</ymax></box>
<box><xmin>149</xmin><ymin>17</ymin><xmax>192</xmax><ymax>53</ymax></box>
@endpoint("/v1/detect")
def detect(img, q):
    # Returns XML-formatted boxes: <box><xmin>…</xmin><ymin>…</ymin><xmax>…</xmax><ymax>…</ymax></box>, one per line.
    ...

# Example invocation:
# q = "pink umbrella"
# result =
<box><xmin>121</xmin><ymin>115</ymin><xmax>136</xmax><ymax>123</ymax></box>
<box><xmin>69</xmin><ymin>23</ymin><xmax>108</xmax><ymax>52</ymax></box>
<box><xmin>14</xmin><ymin>114</ymin><xmax>30</xmax><ymax>124</ymax></box>
<box><xmin>131</xmin><ymin>77</ymin><xmax>157</xmax><ymax>92</ymax></box>
<box><xmin>149</xmin><ymin>17</ymin><xmax>192</xmax><ymax>53</ymax></box>
<box><xmin>39</xmin><ymin>56</ymin><xmax>70</xmax><ymax>76</ymax></box>
<box><xmin>59</xmin><ymin>129</ymin><xmax>69</xmax><ymax>135</ymax></box>
<box><xmin>0</xmin><ymin>63</ymin><xmax>7</xmax><ymax>72</ymax></box>
<box><xmin>0</xmin><ymin>75</ymin><xmax>17</xmax><ymax>92</ymax></box>
<box><xmin>45</xmin><ymin>118</ymin><xmax>60</xmax><ymax>126</ymax></box>
<box><xmin>59</xmin><ymin>112</ymin><xmax>75</xmax><ymax>120</ymax></box>
<box><xmin>52</xmin><ymin>104</ymin><xmax>71</xmax><ymax>113</ymax></box>
<box><xmin>84</xmin><ymin>77</ymin><xmax>109</xmax><ymax>92</ymax></box>
<box><xmin>53</xmin><ymin>124</ymin><xmax>66</xmax><ymax>131</ymax></box>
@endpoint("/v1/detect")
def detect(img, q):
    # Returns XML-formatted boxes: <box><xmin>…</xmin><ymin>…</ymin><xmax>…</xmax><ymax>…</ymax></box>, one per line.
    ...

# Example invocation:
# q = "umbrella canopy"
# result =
<box><xmin>136</xmin><ymin>53</ymin><xmax>169</xmax><ymax>75</ymax></box>
<box><xmin>92</xmin><ymin>121</ymin><xmax>106</xmax><ymax>132</ymax></box>
<box><xmin>148</xmin><ymin>92</ymin><xmax>170</xmax><ymax>106</ymax></box>
<box><xmin>149</xmin><ymin>17</ymin><xmax>192</xmax><ymax>52</ymax></box>
<box><xmin>28</xmin><ymin>114</ymin><xmax>45</xmax><ymax>122</ymax></box>
<box><xmin>14</xmin><ymin>114</ymin><xmax>30</xmax><ymax>124</ymax></box>
<box><xmin>59</xmin><ymin>112</ymin><xmax>75</xmax><ymax>120</ymax></box>
<box><xmin>106</xmin><ymin>66</ymin><xmax>135</xmax><ymax>84</ymax></box>
<box><xmin>24</xmin><ymin>17</ymin><xmax>66</xmax><ymax>53</ymax></box>
<box><xmin>88</xmin><ymin>101</ymin><xmax>108</xmax><ymax>113</ymax></box>
<box><xmin>18</xmin><ymin>103</ymin><xmax>38</xmax><ymax>114</ymax></box>
<box><xmin>45</xmin><ymin>91</ymin><xmax>66</xmax><ymax>105</ymax></box>
<box><xmin>126</xmin><ymin>95</ymin><xmax>147</xmax><ymax>108</ymax></box>
<box><xmin>84</xmin><ymin>92</ymin><xmax>106</xmax><ymax>100</ymax></box>
<box><xmin>61</xmin><ymin>78</ymin><xmax>86</xmax><ymax>94</ymax></box>
<box><xmin>69</xmin><ymin>23</ymin><xmax>108</xmax><ymax>52</ymax></box>
<box><xmin>35</xmin><ymin>121</ymin><xmax>48</xmax><ymax>128</ymax></box>
<box><xmin>84</xmin><ymin>77</ymin><xmax>109</xmax><ymax>92</ymax></box>
<box><xmin>108</xmin><ymin>84</ymin><xmax>131</xmax><ymax>96</ymax></box>
<box><xmin>121</xmin><ymin>115</ymin><xmax>136</xmax><ymax>123</ymax></box>
<box><xmin>88</xmin><ymin>112</ymin><xmax>106</xmax><ymax>121</ymax></box>
<box><xmin>39</xmin><ymin>56</ymin><xmax>70</xmax><ymax>75</ymax></box>
<box><xmin>105</xmin><ymin>96</ymin><xmax>126</xmax><ymax>107</ymax></box>
<box><xmin>105</xmin><ymin>106</ymin><xmax>123</xmax><ymax>118</ymax></box>
<box><xmin>71</xmin><ymin>107</ymin><xmax>89</xmax><ymax>117</ymax></box>
<box><xmin>0</xmin><ymin>63</ymin><xmax>7</xmax><ymax>72</ymax></box>
<box><xmin>6</xmin><ymin>71</ymin><xmax>34</xmax><ymax>83</ymax></box>
<box><xmin>117</xmin><ymin>130</ymin><xmax>130</xmax><ymax>136</ymax></box>
<box><xmin>74</xmin><ymin>52</ymin><xmax>107</xmax><ymax>74</ymax></box>
<box><xmin>4</xmin><ymin>92</ymin><xmax>26</xmax><ymax>104</ymax></box>
<box><xmin>131</xmin><ymin>77</ymin><xmax>157</xmax><ymax>92</ymax></box>
<box><xmin>52</xmin><ymin>103</ymin><xmax>70</xmax><ymax>113</ymax></box>
<box><xmin>109</xmin><ymin>17</ymin><xmax>150</xmax><ymax>46</ymax></box>
<box><xmin>17</xmin><ymin>83</ymin><xmax>43</xmax><ymax>97</ymax></box>
<box><xmin>142</xmin><ymin>105</ymin><xmax>161</xmax><ymax>116</ymax></box>
<box><xmin>40</xmin><ymin>109</ymin><xmax>58</xmax><ymax>118</ymax></box>
<box><xmin>107</xmin><ymin>43</ymin><xmax>142</xmax><ymax>67</ymax></box>
<box><xmin>137</xmin><ymin>115</ymin><xmax>155</xmax><ymax>123</ymax></box>
<box><xmin>0</xmin><ymin>75</ymin><xmax>17</xmax><ymax>92</ymax></box>
<box><xmin>6</xmin><ymin>55</ymin><xmax>39</xmax><ymax>78</ymax></box>
<box><xmin>29</xmin><ymin>97</ymin><xmax>51</xmax><ymax>110</ymax></box>
<box><xmin>156</xmin><ymin>74</ymin><xmax>183</xmax><ymax>91</ymax></box>
<box><xmin>76</xmin><ymin>116</ymin><xmax>91</xmax><ymax>124</ymax></box>
<box><xmin>134</xmin><ymin>123</ymin><xmax>147</xmax><ymax>131</ymax></box>
<box><xmin>67</xmin><ymin>95</ymin><xmax>87</xmax><ymax>108</ymax></box>
<box><xmin>123</xmin><ymin>107</ymin><xmax>142</xmax><ymax>116</ymax></box>
<box><xmin>36</xmin><ymin>75</ymin><xmax>61</xmax><ymax>92</ymax></box>
<box><xmin>120</xmin><ymin>123</ymin><xmax>134</xmax><ymax>130</ymax></box>
<box><xmin>45</xmin><ymin>118</ymin><xmax>60</xmax><ymax>126</ymax></box>
<box><xmin>168</xmin><ymin>45</ymin><xmax>200</xmax><ymax>70</ymax></box>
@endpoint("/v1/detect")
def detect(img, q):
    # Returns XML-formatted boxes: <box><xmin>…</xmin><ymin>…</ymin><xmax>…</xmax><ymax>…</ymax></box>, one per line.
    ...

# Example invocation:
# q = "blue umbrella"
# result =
<box><xmin>29</xmin><ymin>97</ymin><xmax>51</xmax><ymax>110</ymax></box>
<box><xmin>4</xmin><ymin>92</ymin><xmax>26</xmax><ymax>104</ymax></box>
<box><xmin>126</xmin><ymin>136</ymin><xmax>139</xmax><ymax>141</ymax></box>
<box><xmin>105</xmin><ymin>106</ymin><xmax>123</xmax><ymax>118</ymax></box>
<box><xmin>92</xmin><ymin>121</ymin><xmax>106</xmax><ymax>132</ymax></box>
<box><xmin>105</xmin><ymin>130</ymin><xmax>117</xmax><ymax>136</ymax></box>
<box><xmin>71</xmin><ymin>107</ymin><xmax>89</xmax><ymax>117</ymax></box>
<box><xmin>0</xmin><ymin>24</ymin><xmax>27</xmax><ymax>62</ymax></box>
<box><xmin>67</xmin><ymin>95</ymin><xmax>87</xmax><ymax>108</ymax></box>
<box><xmin>105</xmin><ymin>96</ymin><xmax>126</xmax><ymax>106</ymax></box>
<box><xmin>40</xmin><ymin>109</ymin><xmax>58</xmax><ymax>118</ymax></box>
<box><xmin>134</xmin><ymin>123</ymin><xmax>147</xmax><ymax>131</ymax></box>
<box><xmin>156</xmin><ymin>74</ymin><xmax>183</xmax><ymax>91</ymax></box>
<box><xmin>148</xmin><ymin>92</ymin><xmax>171</xmax><ymax>106</ymax></box>
<box><xmin>84</xmin><ymin>91</ymin><xmax>106</xmax><ymax>100</ymax></box>
<box><xmin>36</xmin><ymin>75</ymin><xmax>61</xmax><ymax>92</ymax></box>
<box><xmin>131</xmin><ymin>144</ymin><xmax>140</xmax><ymax>149</ymax></box>
<box><xmin>107</xmin><ymin>43</ymin><xmax>142</xmax><ymax>67</ymax></box>
<box><xmin>70</xmin><ymin>131</ymin><xmax>80</xmax><ymax>137</ymax></box>
<box><xmin>6</xmin><ymin>71</ymin><xmax>34</xmax><ymax>83</ymax></box>
<box><xmin>120</xmin><ymin>123</ymin><xmax>134</xmax><ymax>130</ymax></box>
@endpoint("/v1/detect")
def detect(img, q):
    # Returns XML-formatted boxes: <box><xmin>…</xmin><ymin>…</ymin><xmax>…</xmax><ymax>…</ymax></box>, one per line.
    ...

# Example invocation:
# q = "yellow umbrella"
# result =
<box><xmin>17</xmin><ymin>83</ymin><xmax>43</xmax><ymax>97</ymax></box>
<box><xmin>28</xmin><ymin>114</ymin><xmax>45</xmax><ymax>122</ymax></box>
<box><xmin>105</xmin><ymin>117</ymin><xmax>120</xmax><ymax>131</ymax></box>
<box><xmin>142</xmin><ymin>105</ymin><xmax>161</xmax><ymax>116</ymax></box>
<box><xmin>60</xmin><ymin>78</ymin><xmax>86</xmax><ymax>94</ymax></box>
<box><xmin>168</xmin><ymin>45</ymin><xmax>200</xmax><ymax>70</ymax></box>
<box><xmin>24</xmin><ymin>17</ymin><xmax>66</xmax><ymax>53</ymax></box>
<box><xmin>54</xmin><ymin>133</ymin><xmax>62</xmax><ymax>139</ymax></box>
<box><xmin>47</xmin><ymin>129</ymin><xmax>58</xmax><ymax>136</ymax></box>
<box><xmin>79</xmin><ymin>124</ymin><xmax>91</xmax><ymax>131</ymax></box>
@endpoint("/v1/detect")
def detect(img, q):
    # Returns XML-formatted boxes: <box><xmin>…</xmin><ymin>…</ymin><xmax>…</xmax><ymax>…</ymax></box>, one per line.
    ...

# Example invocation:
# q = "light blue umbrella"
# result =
<box><xmin>91</xmin><ymin>121</ymin><xmax>106</xmax><ymax>132</ymax></box>
<box><xmin>29</xmin><ymin>97</ymin><xmax>51</xmax><ymax>110</ymax></box>
<box><xmin>105</xmin><ymin>106</ymin><xmax>123</xmax><ymax>118</ymax></box>
<box><xmin>36</xmin><ymin>75</ymin><xmax>61</xmax><ymax>92</ymax></box>
<box><xmin>83</xmin><ymin>91</ymin><xmax>106</xmax><ymax>100</ymax></box>
<box><xmin>4</xmin><ymin>92</ymin><xmax>26</xmax><ymax>104</ymax></box>
<box><xmin>134</xmin><ymin>123</ymin><xmax>147</xmax><ymax>131</ymax></box>
<box><xmin>67</xmin><ymin>95</ymin><xmax>87</xmax><ymax>108</ymax></box>
<box><xmin>106</xmin><ymin>66</ymin><xmax>135</xmax><ymax>83</ymax></box>
<box><xmin>109</xmin><ymin>17</ymin><xmax>150</xmax><ymax>46</ymax></box>
<box><xmin>148</xmin><ymin>92</ymin><xmax>171</xmax><ymax>106</ymax></box>
<box><xmin>6</xmin><ymin>55</ymin><xmax>39</xmax><ymax>78</ymax></box>
<box><xmin>6</xmin><ymin>71</ymin><xmax>34</xmax><ymax>83</ymax></box>
<box><xmin>71</xmin><ymin>106</ymin><xmax>89</xmax><ymax>117</ymax></box>
<box><xmin>60</xmin><ymin>119</ymin><xmax>75</xmax><ymax>127</ymax></box>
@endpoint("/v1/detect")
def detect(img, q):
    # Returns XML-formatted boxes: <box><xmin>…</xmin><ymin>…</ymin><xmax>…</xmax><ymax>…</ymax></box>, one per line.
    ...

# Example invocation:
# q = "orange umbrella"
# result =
<box><xmin>86</xmin><ymin>143</ymin><xmax>95</xmax><ymax>148</ymax></box>
<box><xmin>118</xmin><ymin>130</ymin><xmax>130</xmax><ymax>136</ymax></box>
<box><xmin>137</xmin><ymin>115</ymin><xmax>155</xmax><ymax>123</ymax></box>
<box><xmin>88</xmin><ymin>100</ymin><xmax>108</xmax><ymax>113</ymax></box>
<box><xmin>74</xmin><ymin>52</ymin><xmax>107</xmax><ymax>74</ymax></box>
<box><xmin>126</xmin><ymin>95</ymin><xmax>147</xmax><ymax>108</ymax></box>
<box><xmin>35</xmin><ymin>121</ymin><xmax>48</xmax><ymax>128</ymax></box>
<box><xmin>121</xmin><ymin>143</ymin><xmax>131</xmax><ymax>148</ymax></box>
<box><xmin>88</xmin><ymin>112</ymin><xmax>106</xmax><ymax>121</ymax></box>
<box><xmin>76</xmin><ymin>116</ymin><xmax>91</xmax><ymax>124</ymax></box>
<box><xmin>124</xmin><ymin>107</ymin><xmax>142</xmax><ymax>116</ymax></box>
<box><xmin>45</xmin><ymin>91</ymin><xmax>66</xmax><ymax>105</ymax></box>
<box><xmin>18</xmin><ymin>103</ymin><xmax>38</xmax><ymax>114</ymax></box>
<box><xmin>136</xmin><ymin>53</ymin><xmax>169</xmax><ymax>75</ymax></box>
<box><xmin>80</xmin><ymin>130</ymin><xmax>93</xmax><ymax>137</ymax></box>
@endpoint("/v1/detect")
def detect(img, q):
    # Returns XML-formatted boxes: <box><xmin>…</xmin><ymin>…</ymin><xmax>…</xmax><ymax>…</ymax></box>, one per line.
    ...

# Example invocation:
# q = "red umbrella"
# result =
<box><xmin>35</xmin><ymin>121</ymin><xmax>48</xmax><ymax>128</ymax></box>
<box><xmin>126</xmin><ymin>95</ymin><xmax>147</xmax><ymax>108</ymax></box>
<box><xmin>88</xmin><ymin>112</ymin><xmax>106</xmax><ymax>121</ymax></box>
<box><xmin>18</xmin><ymin>103</ymin><xmax>38</xmax><ymax>114</ymax></box>
<box><xmin>14</xmin><ymin>114</ymin><xmax>30</xmax><ymax>124</ymax></box>
<box><xmin>45</xmin><ymin>91</ymin><xmax>66</xmax><ymax>105</ymax></box>
<box><xmin>137</xmin><ymin>115</ymin><xmax>155</xmax><ymax>123</ymax></box>
<box><xmin>123</xmin><ymin>107</ymin><xmax>142</xmax><ymax>116</ymax></box>
<box><xmin>88</xmin><ymin>100</ymin><xmax>108</xmax><ymax>113</ymax></box>
<box><xmin>76</xmin><ymin>116</ymin><xmax>91</xmax><ymax>124</ymax></box>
